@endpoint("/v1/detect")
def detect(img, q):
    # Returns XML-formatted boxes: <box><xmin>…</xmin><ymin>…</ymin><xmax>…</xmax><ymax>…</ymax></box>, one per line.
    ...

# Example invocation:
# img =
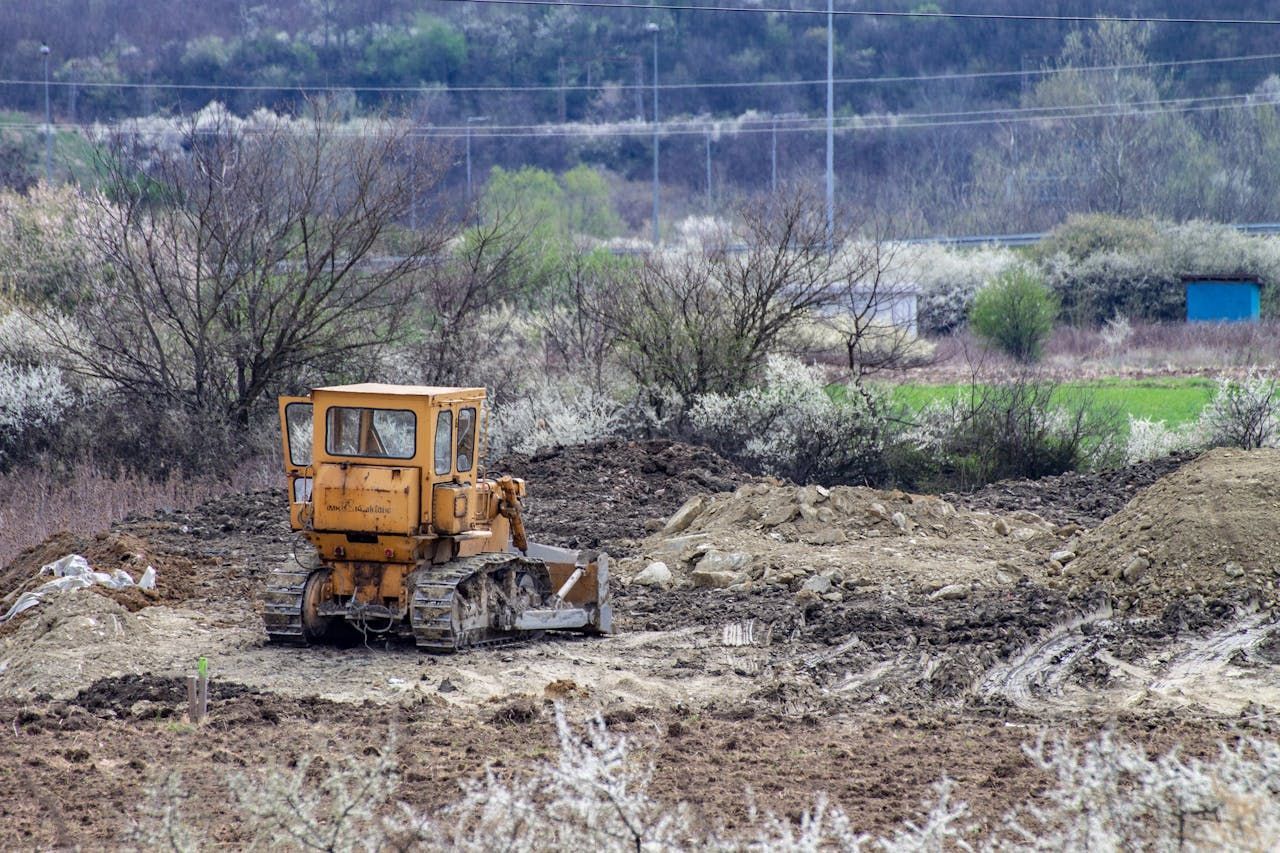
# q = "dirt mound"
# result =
<box><xmin>1062</xmin><ymin>448</ymin><xmax>1280</xmax><ymax>614</ymax></box>
<box><xmin>72</xmin><ymin>673</ymin><xmax>258</xmax><ymax>717</ymax></box>
<box><xmin>496</xmin><ymin>438</ymin><xmax>753</xmax><ymax>553</ymax></box>
<box><xmin>945</xmin><ymin>453</ymin><xmax>1198</xmax><ymax>529</ymax></box>
<box><xmin>623</xmin><ymin>481</ymin><xmax>1071</xmax><ymax>597</ymax></box>
<box><xmin>0</xmin><ymin>529</ymin><xmax>195</xmax><ymax>615</ymax></box>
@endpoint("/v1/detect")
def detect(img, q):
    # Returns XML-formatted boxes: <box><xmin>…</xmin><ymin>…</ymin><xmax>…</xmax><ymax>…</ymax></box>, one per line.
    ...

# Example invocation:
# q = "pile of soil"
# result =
<box><xmin>0</xmin><ymin>529</ymin><xmax>195</xmax><ymax>614</ymax></box>
<box><xmin>72</xmin><ymin>673</ymin><xmax>259</xmax><ymax>717</ymax></box>
<box><xmin>945</xmin><ymin>453</ymin><xmax>1198</xmax><ymax>529</ymax></box>
<box><xmin>623</xmin><ymin>481</ymin><xmax>1069</xmax><ymax>596</ymax></box>
<box><xmin>496</xmin><ymin>438</ymin><xmax>753</xmax><ymax>552</ymax></box>
<box><xmin>1063</xmin><ymin>448</ymin><xmax>1280</xmax><ymax>613</ymax></box>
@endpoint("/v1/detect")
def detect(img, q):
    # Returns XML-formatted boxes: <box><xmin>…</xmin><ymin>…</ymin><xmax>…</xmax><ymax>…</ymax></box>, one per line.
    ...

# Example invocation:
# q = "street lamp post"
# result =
<box><xmin>770</xmin><ymin>112</ymin><xmax>801</xmax><ymax>193</ymax></box>
<box><xmin>646</xmin><ymin>21</ymin><xmax>660</xmax><ymax>245</ymax></box>
<box><xmin>825</xmin><ymin>0</ymin><xmax>835</xmax><ymax>249</ymax></box>
<box><xmin>40</xmin><ymin>42</ymin><xmax>51</xmax><ymax>183</ymax></box>
<box><xmin>465</xmin><ymin>115</ymin><xmax>489</xmax><ymax>201</ymax></box>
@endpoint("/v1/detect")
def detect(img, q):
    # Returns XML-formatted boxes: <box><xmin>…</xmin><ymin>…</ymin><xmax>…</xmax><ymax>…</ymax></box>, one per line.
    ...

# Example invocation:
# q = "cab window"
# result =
<box><xmin>284</xmin><ymin>402</ymin><xmax>313</xmax><ymax>467</ymax></box>
<box><xmin>434</xmin><ymin>410</ymin><xmax>453</xmax><ymax>475</ymax></box>
<box><xmin>326</xmin><ymin>407</ymin><xmax>415</xmax><ymax>459</ymax></box>
<box><xmin>456</xmin><ymin>407</ymin><xmax>477</xmax><ymax>473</ymax></box>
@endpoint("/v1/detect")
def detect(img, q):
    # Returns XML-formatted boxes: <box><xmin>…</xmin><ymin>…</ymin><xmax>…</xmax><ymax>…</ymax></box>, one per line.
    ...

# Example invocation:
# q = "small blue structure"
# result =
<box><xmin>1183</xmin><ymin>277</ymin><xmax>1261</xmax><ymax>323</ymax></box>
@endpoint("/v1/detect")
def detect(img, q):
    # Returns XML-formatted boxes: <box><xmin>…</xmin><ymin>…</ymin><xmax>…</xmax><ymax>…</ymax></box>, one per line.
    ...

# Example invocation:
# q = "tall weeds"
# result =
<box><xmin>0</xmin><ymin>461</ymin><xmax>277</xmax><ymax>569</ymax></box>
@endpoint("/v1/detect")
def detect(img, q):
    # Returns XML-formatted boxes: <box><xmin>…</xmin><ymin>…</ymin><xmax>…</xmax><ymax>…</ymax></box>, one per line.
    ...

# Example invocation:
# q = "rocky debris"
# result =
<box><xmin>945</xmin><ymin>452</ymin><xmax>1198</xmax><ymax>529</ymax></box>
<box><xmin>929</xmin><ymin>584</ymin><xmax>969</xmax><ymax>601</ymax></box>
<box><xmin>496</xmin><ymin>439</ymin><xmax>753</xmax><ymax>554</ymax></box>
<box><xmin>621</xmin><ymin>481</ymin><xmax>1064</xmax><ymax>597</ymax></box>
<box><xmin>633</xmin><ymin>561</ymin><xmax>674</xmax><ymax>589</ymax></box>
<box><xmin>1063</xmin><ymin>448</ymin><xmax>1280</xmax><ymax>613</ymax></box>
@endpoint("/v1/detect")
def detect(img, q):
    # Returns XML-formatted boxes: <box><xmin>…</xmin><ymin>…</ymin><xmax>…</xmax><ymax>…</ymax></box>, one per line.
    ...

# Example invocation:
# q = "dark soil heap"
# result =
<box><xmin>945</xmin><ymin>453</ymin><xmax>1198</xmax><ymax>529</ymax></box>
<box><xmin>1064</xmin><ymin>448</ymin><xmax>1280</xmax><ymax>613</ymax></box>
<box><xmin>495</xmin><ymin>438</ymin><xmax>752</xmax><ymax>552</ymax></box>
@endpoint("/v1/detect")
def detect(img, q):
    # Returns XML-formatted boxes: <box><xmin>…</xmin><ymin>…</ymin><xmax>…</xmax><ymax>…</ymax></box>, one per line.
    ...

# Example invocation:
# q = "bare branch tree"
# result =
<box><xmin>602</xmin><ymin>185</ymin><xmax>866</xmax><ymax>424</ymax></box>
<box><xmin>534</xmin><ymin>248</ymin><xmax>624</xmax><ymax>391</ymax></box>
<box><xmin>34</xmin><ymin>103</ymin><xmax>453</xmax><ymax>427</ymax></box>
<box><xmin>397</xmin><ymin>210</ymin><xmax>528</xmax><ymax>387</ymax></box>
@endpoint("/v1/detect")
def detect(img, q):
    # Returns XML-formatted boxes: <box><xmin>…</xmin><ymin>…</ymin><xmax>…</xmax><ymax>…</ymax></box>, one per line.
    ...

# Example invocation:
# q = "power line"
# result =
<box><xmin>436</xmin><ymin>0</ymin><xmax>1280</xmax><ymax>27</ymax></box>
<box><xmin>2</xmin><ymin>50</ymin><xmax>1277</xmax><ymax>95</ymax></box>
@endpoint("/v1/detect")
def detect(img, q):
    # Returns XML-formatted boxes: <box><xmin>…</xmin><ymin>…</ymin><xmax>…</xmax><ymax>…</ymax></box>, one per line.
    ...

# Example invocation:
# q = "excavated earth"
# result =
<box><xmin>2</xmin><ymin>441</ymin><xmax>1280</xmax><ymax>847</ymax></box>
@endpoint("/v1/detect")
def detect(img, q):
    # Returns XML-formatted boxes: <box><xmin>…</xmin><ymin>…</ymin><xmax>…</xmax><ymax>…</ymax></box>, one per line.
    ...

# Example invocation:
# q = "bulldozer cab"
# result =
<box><xmin>278</xmin><ymin>384</ymin><xmax>487</xmax><ymax>536</ymax></box>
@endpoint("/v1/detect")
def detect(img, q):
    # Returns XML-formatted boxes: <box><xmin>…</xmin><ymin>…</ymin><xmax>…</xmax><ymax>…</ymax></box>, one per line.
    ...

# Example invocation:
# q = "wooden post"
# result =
<box><xmin>197</xmin><ymin>674</ymin><xmax>208</xmax><ymax>722</ymax></box>
<box><xmin>196</xmin><ymin>657</ymin><xmax>209</xmax><ymax>723</ymax></box>
<box><xmin>187</xmin><ymin>676</ymin><xmax>199</xmax><ymax>723</ymax></box>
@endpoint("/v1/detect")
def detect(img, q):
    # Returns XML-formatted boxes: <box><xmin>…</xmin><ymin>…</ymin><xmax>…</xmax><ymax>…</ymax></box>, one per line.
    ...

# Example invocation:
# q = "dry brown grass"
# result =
<box><xmin>916</xmin><ymin>322</ymin><xmax>1280</xmax><ymax>384</ymax></box>
<box><xmin>0</xmin><ymin>460</ymin><xmax>277</xmax><ymax>571</ymax></box>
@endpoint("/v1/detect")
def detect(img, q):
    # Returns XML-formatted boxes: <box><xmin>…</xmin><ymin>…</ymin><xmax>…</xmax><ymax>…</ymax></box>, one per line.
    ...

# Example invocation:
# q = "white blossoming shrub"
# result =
<box><xmin>0</xmin><ymin>183</ymin><xmax>102</xmax><ymax>307</ymax></box>
<box><xmin>1124</xmin><ymin>416</ymin><xmax>1204</xmax><ymax>465</ymax></box>
<box><xmin>996</xmin><ymin>732</ymin><xmax>1280</xmax><ymax>851</ymax></box>
<box><xmin>1041</xmin><ymin>249</ymin><xmax>1180</xmax><ymax>326</ymax></box>
<box><xmin>488</xmin><ymin>376</ymin><xmax>624</xmax><ymax>457</ymax></box>
<box><xmin>895</xmin><ymin>379</ymin><xmax>1119</xmax><ymax>489</ymax></box>
<box><xmin>1198</xmin><ymin>370</ymin><xmax>1280</xmax><ymax>451</ymax></box>
<box><xmin>690</xmin><ymin>354</ymin><xmax>889</xmax><ymax>484</ymax></box>
<box><xmin>136</xmin><ymin>707</ymin><xmax>968</xmax><ymax>852</ymax></box>
<box><xmin>0</xmin><ymin>361</ymin><xmax>74</xmax><ymax>467</ymax></box>
<box><xmin>1122</xmin><ymin>372</ymin><xmax>1280</xmax><ymax>464</ymax></box>
<box><xmin>894</xmin><ymin>243</ymin><xmax>1021</xmax><ymax>335</ymax></box>
<box><xmin>1035</xmin><ymin>218</ymin><xmax>1280</xmax><ymax>325</ymax></box>
<box><xmin>135</xmin><ymin>711</ymin><xmax>1280</xmax><ymax>852</ymax></box>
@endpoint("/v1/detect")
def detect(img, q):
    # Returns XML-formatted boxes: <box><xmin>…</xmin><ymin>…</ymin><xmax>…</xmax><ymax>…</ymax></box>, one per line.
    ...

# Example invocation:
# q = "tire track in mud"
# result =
<box><xmin>975</xmin><ymin>605</ymin><xmax>1280</xmax><ymax>716</ymax></box>
<box><xmin>973</xmin><ymin>602</ymin><xmax>1114</xmax><ymax>711</ymax></box>
<box><xmin>1146</xmin><ymin>609</ymin><xmax>1276</xmax><ymax>712</ymax></box>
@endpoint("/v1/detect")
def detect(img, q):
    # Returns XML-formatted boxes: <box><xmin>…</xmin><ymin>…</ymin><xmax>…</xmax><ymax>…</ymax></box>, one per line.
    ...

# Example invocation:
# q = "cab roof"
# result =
<box><xmin>312</xmin><ymin>383</ymin><xmax>486</xmax><ymax>398</ymax></box>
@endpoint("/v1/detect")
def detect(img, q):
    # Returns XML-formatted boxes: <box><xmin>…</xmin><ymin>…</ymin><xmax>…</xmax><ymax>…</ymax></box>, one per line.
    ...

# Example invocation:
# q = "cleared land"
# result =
<box><xmin>2</xmin><ymin>443</ymin><xmax>1279</xmax><ymax>845</ymax></box>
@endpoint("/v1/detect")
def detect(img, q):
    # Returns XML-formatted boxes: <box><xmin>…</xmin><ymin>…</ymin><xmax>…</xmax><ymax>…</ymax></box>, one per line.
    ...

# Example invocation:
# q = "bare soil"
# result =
<box><xmin>945</xmin><ymin>452</ymin><xmax>1198</xmax><ymax>528</ymax></box>
<box><xmin>497</xmin><ymin>438</ymin><xmax>754</xmax><ymax>553</ymax></box>
<box><xmin>2</xmin><ymin>442</ymin><xmax>1279</xmax><ymax>847</ymax></box>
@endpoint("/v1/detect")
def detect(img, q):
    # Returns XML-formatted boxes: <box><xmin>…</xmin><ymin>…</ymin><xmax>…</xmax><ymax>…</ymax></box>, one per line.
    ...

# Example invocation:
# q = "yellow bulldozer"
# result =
<box><xmin>262</xmin><ymin>383</ymin><xmax>612</xmax><ymax>651</ymax></box>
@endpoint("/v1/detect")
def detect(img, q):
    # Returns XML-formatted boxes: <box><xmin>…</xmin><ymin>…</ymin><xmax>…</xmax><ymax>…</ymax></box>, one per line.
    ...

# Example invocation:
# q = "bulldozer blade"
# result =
<box><xmin>524</xmin><ymin>542</ymin><xmax>613</xmax><ymax>634</ymax></box>
<box><xmin>515</xmin><ymin>608</ymin><xmax>591</xmax><ymax>630</ymax></box>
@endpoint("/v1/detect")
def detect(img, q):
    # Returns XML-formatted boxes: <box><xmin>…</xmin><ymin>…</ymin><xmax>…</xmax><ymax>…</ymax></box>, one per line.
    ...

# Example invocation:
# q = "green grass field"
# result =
<box><xmin>885</xmin><ymin>377</ymin><xmax>1216</xmax><ymax>426</ymax></box>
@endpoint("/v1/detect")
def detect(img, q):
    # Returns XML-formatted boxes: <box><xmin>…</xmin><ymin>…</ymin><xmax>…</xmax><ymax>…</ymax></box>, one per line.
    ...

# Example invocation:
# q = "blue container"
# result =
<box><xmin>1184</xmin><ymin>278</ymin><xmax>1261</xmax><ymax>323</ymax></box>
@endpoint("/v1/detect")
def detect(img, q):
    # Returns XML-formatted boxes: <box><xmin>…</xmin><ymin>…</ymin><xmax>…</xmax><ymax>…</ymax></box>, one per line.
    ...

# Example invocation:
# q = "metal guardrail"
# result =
<box><xmin>906</xmin><ymin>222</ymin><xmax>1280</xmax><ymax>248</ymax></box>
<box><xmin>606</xmin><ymin>223</ymin><xmax>1280</xmax><ymax>255</ymax></box>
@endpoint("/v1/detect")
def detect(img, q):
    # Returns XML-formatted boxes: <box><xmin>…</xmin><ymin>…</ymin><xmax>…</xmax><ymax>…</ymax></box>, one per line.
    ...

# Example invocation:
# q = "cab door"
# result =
<box><xmin>278</xmin><ymin>396</ymin><xmax>314</xmax><ymax>530</ymax></box>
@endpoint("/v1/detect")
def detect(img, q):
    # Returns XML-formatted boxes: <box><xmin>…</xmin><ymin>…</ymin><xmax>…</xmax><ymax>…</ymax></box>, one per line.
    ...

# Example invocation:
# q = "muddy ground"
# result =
<box><xmin>2</xmin><ymin>443</ymin><xmax>1279</xmax><ymax>847</ymax></box>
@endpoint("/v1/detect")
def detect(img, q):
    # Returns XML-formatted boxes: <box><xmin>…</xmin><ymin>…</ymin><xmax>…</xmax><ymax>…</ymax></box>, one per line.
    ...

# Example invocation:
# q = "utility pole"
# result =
<box><xmin>410</xmin><ymin>139</ymin><xmax>418</xmax><ymax>231</ymax></box>
<box><xmin>465</xmin><ymin>116</ymin><xmax>489</xmax><ymax>201</ymax></box>
<box><xmin>771</xmin><ymin>116</ymin><xmax>778</xmax><ymax>194</ymax></box>
<box><xmin>705</xmin><ymin>129</ymin><xmax>712</xmax><ymax>209</ymax></box>
<box><xmin>647</xmin><ymin>22</ymin><xmax>660</xmax><ymax>245</ymax></box>
<box><xmin>40</xmin><ymin>42</ymin><xmax>52</xmax><ymax>183</ymax></box>
<box><xmin>826</xmin><ymin>0</ymin><xmax>835</xmax><ymax>249</ymax></box>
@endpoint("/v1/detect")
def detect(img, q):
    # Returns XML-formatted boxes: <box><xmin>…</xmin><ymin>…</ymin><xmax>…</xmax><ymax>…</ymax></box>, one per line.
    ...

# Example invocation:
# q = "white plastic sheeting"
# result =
<box><xmin>0</xmin><ymin>554</ymin><xmax>156</xmax><ymax>623</ymax></box>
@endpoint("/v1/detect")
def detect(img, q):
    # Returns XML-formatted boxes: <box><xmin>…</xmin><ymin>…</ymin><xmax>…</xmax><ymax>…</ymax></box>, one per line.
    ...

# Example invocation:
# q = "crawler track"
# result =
<box><xmin>409</xmin><ymin>553</ymin><xmax>552</xmax><ymax>652</ymax></box>
<box><xmin>261</xmin><ymin>567</ymin><xmax>310</xmax><ymax>644</ymax></box>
